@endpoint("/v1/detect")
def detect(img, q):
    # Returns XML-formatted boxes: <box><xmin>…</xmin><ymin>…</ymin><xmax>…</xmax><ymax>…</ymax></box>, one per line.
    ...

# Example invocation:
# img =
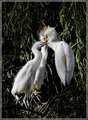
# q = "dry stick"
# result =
<box><xmin>17</xmin><ymin>104</ymin><xmax>43</xmax><ymax>117</ymax></box>
<box><xmin>38</xmin><ymin>85</ymin><xmax>75</xmax><ymax>117</ymax></box>
<box><xmin>15</xmin><ymin>85</ymin><xmax>75</xmax><ymax>117</ymax></box>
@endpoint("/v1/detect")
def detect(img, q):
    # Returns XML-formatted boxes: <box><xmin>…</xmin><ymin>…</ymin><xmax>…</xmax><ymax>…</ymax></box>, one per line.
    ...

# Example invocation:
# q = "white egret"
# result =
<box><xmin>40</xmin><ymin>26</ymin><xmax>75</xmax><ymax>86</ymax></box>
<box><xmin>11</xmin><ymin>41</ymin><xmax>45</xmax><ymax>107</ymax></box>
<box><xmin>31</xmin><ymin>45</ymin><xmax>48</xmax><ymax>91</ymax></box>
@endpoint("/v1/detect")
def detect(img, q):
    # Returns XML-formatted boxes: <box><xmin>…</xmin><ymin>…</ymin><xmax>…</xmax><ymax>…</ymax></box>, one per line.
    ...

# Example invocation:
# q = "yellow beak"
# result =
<box><xmin>44</xmin><ymin>37</ymin><xmax>48</xmax><ymax>43</ymax></box>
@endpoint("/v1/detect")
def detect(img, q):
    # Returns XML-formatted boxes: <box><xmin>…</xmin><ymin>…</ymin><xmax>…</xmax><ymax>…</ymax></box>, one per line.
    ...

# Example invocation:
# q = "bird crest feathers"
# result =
<box><xmin>39</xmin><ymin>26</ymin><xmax>57</xmax><ymax>42</ymax></box>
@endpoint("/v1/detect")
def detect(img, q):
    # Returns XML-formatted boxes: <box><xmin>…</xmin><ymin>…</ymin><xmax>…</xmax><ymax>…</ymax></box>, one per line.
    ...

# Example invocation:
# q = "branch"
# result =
<box><xmin>38</xmin><ymin>85</ymin><xmax>75</xmax><ymax>117</ymax></box>
<box><xmin>17</xmin><ymin>104</ymin><xmax>43</xmax><ymax>117</ymax></box>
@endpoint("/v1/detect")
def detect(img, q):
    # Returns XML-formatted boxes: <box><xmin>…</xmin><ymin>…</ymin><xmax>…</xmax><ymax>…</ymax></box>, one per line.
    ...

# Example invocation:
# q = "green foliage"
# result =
<box><xmin>2</xmin><ymin>2</ymin><xmax>86</xmax><ymax>118</ymax></box>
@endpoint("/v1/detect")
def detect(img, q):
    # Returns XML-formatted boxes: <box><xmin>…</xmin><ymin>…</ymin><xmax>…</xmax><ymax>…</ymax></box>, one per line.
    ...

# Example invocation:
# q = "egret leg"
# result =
<box><xmin>23</xmin><ymin>95</ymin><xmax>28</xmax><ymax>108</ymax></box>
<box><xmin>26</xmin><ymin>92</ymin><xmax>31</xmax><ymax>107</ymax></box>
<box><xmin>32</xmin><ymin>90</ymin><xmax>42</xmax><ymax>102</ymax></box>
<box><xmin>23</xmin><ymin>91</ymin><xmax>31</xmax><ymax>108</ymax></box>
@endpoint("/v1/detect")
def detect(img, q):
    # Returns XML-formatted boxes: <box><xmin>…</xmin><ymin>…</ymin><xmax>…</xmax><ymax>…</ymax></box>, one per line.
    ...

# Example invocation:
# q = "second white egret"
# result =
<box><xmin>11</xmin><ymin>41</ymin><xmax>45</xmax><ymax>107</ymax></box>
<box><xmin>40</xmin><ymin>26</ymin><xmax>75</xmax><ymax>86</ymax></box>
<box><xmin>31</xmin><ymin>45</ymin><xmax>48</xmax><ymax>91</ymax></box>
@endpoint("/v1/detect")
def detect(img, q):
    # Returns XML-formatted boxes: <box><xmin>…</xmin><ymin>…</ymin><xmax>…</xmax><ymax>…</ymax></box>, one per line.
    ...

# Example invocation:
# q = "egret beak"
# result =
<box><xmin>40</xmin><ymin>41</ymin><xmax>46</xmax><ymax>47</ymax></box>
<box><xmin>44</xmin><ymin>37</ymin><xmax>48</xmax><ymax>43</ymax></box>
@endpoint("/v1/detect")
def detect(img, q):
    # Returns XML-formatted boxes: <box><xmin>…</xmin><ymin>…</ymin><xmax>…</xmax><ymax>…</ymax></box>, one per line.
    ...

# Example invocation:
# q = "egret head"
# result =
<box><xmin>32</xmin><ymin>41</ymin><xmax>45</xmax><ymax>51</ymax></box>
<box><xmin>39</xmin><ymin>26</ymin><xmax>57</xmax><ymax>43</ymax></box>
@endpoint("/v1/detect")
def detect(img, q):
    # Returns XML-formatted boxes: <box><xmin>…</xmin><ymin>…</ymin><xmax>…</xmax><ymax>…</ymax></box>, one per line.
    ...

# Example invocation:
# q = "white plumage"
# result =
<box><xmin>11</xmin><ymin>26</ymin><xmax>75</xmax><ymax>108</ymax></box>
<box><xmin>31</xmin><ymin>45</ymin><xmax>48</xmax><ymax>91</ymax></box>
<box><xmin>40</xmin><ymin>26</ymin><xmax>75</xmax><ymax>86</ymax></box>
<box><xmin>11</xmin><ymin>41</ymin><xmax>45</xmax><ymax>107</ymax></box>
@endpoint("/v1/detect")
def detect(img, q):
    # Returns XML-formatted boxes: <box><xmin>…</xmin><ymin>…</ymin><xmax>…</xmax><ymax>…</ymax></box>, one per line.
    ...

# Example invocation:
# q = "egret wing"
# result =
<box><xmin>55</xmin><ymin>43</ymin><xmax>66</xmax><ymax>86</ymax></box>
<box><xmin>62</xmin><ymin>41</ymin><xmax>75</xmax><ymax>85</ymax></box>
<box><xmin>17</xmin><ymin>65</ymin><xmax>33</xmax><ymax>92</ymax></box>
<box><xmin>32</xmin><ymin>66</ymin><xmax>45</xmax><ymax>90</ymax></box>
<box><xmin>11</xmin><ymin>62</ymin><xmax>33</xmax><ymax>95</ymax></box>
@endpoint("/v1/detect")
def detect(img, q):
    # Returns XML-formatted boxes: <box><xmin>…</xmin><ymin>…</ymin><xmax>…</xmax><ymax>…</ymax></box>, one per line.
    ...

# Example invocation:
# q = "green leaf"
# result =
<box><xmin>60</xmin><ymin>15</ymin><xmax>64</xmax><ymax>27</ymax></box>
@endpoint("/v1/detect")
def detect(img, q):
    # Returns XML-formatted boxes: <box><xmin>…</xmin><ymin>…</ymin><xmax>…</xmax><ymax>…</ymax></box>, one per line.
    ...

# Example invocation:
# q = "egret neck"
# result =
<box><xmin>48</xmin><ymin>41</ymin><xmax>57</xmax><ymax>51</ymax></box>
<box><xmin>31</xmin><ymin>44</ymin><xmax>42</xmax><ymax>67</ymax></box>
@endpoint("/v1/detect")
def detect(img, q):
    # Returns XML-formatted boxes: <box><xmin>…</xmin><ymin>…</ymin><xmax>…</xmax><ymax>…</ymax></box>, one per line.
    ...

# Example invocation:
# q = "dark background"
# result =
<box><xmin>2</xmin><ymin>2</ymin><xmax>86</xmax><ymax>118</ymax></box>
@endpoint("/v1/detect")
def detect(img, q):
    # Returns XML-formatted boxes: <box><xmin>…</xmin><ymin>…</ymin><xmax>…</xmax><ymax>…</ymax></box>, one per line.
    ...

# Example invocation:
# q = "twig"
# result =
<box><xmin>71</xmin><ymin>41</ymin><xmax>80</xmax><ymax>48</ymax></box>
<box><xmin>17</xmin><ymin>104</ymin><xmax>43</xmax><ymax>117</ymax></box>
<box><xmin>38</xmin><ymin>85</ymin><xmax>75</xmax><ymax>117</ymax></box>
